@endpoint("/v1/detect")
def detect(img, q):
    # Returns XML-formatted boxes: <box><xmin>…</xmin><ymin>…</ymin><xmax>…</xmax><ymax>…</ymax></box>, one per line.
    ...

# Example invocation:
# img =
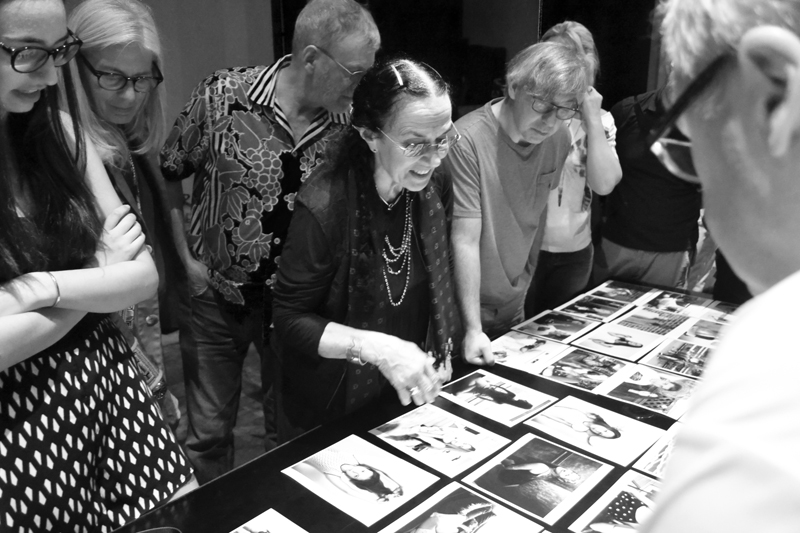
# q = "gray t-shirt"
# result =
<box><xmin>444</xmin><ymin>99</ymin><xmax>570</xmax><ymax>328</ymax></box>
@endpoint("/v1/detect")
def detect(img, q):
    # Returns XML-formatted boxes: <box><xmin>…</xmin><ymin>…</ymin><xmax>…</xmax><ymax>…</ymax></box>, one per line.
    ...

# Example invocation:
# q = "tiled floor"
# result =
<box><xmin>161</xmin><ymin>332</ymin><xmax>267</xmax><ymax>470</ymax></box>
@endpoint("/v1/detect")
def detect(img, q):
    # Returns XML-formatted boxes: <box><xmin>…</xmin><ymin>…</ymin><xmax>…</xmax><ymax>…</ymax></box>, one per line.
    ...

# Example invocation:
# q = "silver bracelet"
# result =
<box><xmin>346</xmin><ymin>340</ymin><xmax>366</xmax><ymax>366</ymax></box>
<box><xmin>46</xmin><ymin>271</ymin><xmax>61</xmax><ymax>308</ymax></box>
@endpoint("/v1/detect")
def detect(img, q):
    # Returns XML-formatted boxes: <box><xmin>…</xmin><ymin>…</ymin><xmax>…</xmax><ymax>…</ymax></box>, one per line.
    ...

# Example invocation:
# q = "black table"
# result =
<box><xmin>115</xmin><ymin>353</ymin><xmax>676</xmax><ymax>533</ymax></box>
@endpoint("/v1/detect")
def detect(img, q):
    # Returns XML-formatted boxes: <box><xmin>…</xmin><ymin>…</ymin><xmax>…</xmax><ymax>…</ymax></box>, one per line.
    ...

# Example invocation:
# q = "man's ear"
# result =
<box><xmin>739</xmin><ymin>26</ymin><xmax>800</xmax><ymax>156</ymax></box>
<box><xmin>301</xmin><ymin>45</ymin><xmax>320</xmax><ymax>72</ymax></box>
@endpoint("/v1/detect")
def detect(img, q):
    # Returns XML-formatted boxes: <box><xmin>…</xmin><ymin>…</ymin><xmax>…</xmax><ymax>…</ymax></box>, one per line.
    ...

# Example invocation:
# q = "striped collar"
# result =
<box><xmin>247</xmin><ymin>54</ymin><xmax>349</xmax><ymax>149</ymax></box>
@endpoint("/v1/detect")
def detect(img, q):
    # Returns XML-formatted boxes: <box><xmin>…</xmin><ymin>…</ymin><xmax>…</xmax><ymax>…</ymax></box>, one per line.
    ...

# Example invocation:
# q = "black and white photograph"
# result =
<box><xmin>371</xmin><ymin>404</ymin><xmax>510</xmax><ymax>478</ymax></box>
<box><xmin>573</xmin><ymin>323</ymin><xmax>663</xmax><ymax>362</ymax></box>
<box><xmin>491</xmin><ymin>331</ymin><xmax>570</xmax><ymax>373</ymax></box>
<box><xmin>642</xmin><ymin>290</ymin><xmax>712</xmax><ymax>316</ymax></box>
<box><xmin>594</xmin><ymin>365</ymin><xmax>699</xmax><ymax>419</ymax></box>
<box><xmin>613</xmin><ymin>306</ymin><xmax>689</xmax><ymax>336</ymax></box>
<box><xmin>674</xmin><ymin>317</ymin><xmax>726</xmax><ymax>347</ymax></box>
<box><xmin>707</xmin><ymin>299</ymin><xmax>741</xmax><ymax>315</ymax></box>
<box><xmin>585</xmin><ymin>280</ymin><xmax>659</xmax><ymax>305</ymax></box>
<box><xmin>639</xmin><ymin>339</ymin><xmax>710</xmax><ymax>379</ymax></box>
<box><xmin>513</xmin><ymin>310</ymin><xmax>600</xmax><ymax>344</ymax></box>
<box><xmin>463</xmin><ymin>434</ymin><xmax>613</xmax><ymax>525</ymax></box>
<box><xmin>536</xmin><ymin>348</ymin><xmax>631</xmax><ymax>392</ymax></box>
<box><xmin>525</xmin><ymin>396</ymin><xmax>666</xmax><ymax>466</ymax></box>
<box><xmin>282</xmin><ymin>435</ymin><xmax>438</xmax><ymax>526</ymax></box>
<box><xmin>378</xmin><ymin>483</ymin><xmax>544</xmax><ymax>533</ymax></box>
<box><xmin>569</xmin><ymin>471</ymin><xmax>661</xmax><ymax>533</ymax></box>
<box><xmin>557</xmin><ymin>294</ymin><xmax>633</xmax><ymax>322</ymax></box>
<box><xmin>230</xmin><ymin>509</ymin><xmax>309</xmax><ymax>533</ymax></box>
<box><xmin>440</xmin><ymin>371</ymin><xmax>556</xmax><ymax>427</ymax></box>
<box><xmin>633</xmin><ymin>422</ymin><xmax>683</xmax><ymax>480</ymax></box>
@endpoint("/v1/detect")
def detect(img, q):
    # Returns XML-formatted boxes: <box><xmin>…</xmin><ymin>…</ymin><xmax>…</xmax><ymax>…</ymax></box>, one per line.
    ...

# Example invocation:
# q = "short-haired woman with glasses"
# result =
<box><xmin>67</xmin><ymin>0</ymin><xmax>189</xmax><ymax>435</ymax></box>
<box><xmin>0</xmin><ymin>0</ymin><xmax>193</xmax><ymax>530</ymax></box>
<box><xmin>272</xmin><ymin>57</ymin><xmax>460</xmax><ymax>441</ymax></box>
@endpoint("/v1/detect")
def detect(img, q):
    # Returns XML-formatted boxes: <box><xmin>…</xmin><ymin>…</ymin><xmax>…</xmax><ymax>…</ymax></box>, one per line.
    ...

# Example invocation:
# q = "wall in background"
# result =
<box><xmin>462</xmin><ymin>0</ymin><xmax>540</xmax><ymax>62</ymax></box>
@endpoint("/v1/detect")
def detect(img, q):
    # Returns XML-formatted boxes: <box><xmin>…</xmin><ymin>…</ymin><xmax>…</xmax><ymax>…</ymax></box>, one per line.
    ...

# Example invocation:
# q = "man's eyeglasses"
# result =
<box><xmin>530</xmin><ymin>95</ymin><xmax>580</xmax><ymax>120</ymax></box>
<box><xmin>78</xmin><ymin>54</ymin><xmax>164</xmax><ymax>93</ymax></box>
<box><xmin>648</xmin><ymin>52</ymin><xmax>734</xmax><ymax>184</ymax></box>
<box><xmin>0</xmin><ymin>29</ymin><xmax>82</xmax><ymax>73</ymax></box>
<box><xmin>377</xmin><ymin>126</ymin><xmax>462</xmax><ymax>158</ymax></box>
<box><xmin>313</xmin><ymin>45</ymin><xmax>365</xmax><ymax>80</ymax></box>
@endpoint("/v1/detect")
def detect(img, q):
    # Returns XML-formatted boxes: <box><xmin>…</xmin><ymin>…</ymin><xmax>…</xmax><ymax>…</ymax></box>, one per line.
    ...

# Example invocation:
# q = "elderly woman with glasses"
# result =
<box><xmin>0</xmin><ymin>0</ymin><xmax>193</xmax><ymax>530</ymax></box>
<box><xmin>272</xmin><ymin>57</ymin><xmax>460</xmax><ymax>441</ymax></box>
<box><xmin>66</xmin><ymin>0</ymin><xmax>190</xmax><ymax>434</ymax></box>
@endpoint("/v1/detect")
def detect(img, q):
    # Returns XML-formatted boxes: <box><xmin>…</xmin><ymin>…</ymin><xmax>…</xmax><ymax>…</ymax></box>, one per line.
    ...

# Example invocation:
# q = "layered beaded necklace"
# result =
<box><xmin>380</xmin><ymin>189</ymin><xmax>413</xmax><ymax>307</ymax></box>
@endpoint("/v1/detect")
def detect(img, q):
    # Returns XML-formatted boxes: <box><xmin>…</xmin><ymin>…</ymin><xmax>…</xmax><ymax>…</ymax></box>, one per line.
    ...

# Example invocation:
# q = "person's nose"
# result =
<box><xmin>117</xmin><ymin>81</ymin><xmax>137</xmax><ymax>102</ymax></box>
<box><xmin>540</xmin><ymin>109</ymin><xmax>558</xmax><ymax>128</ymax></box>
<box><xmin>35</xmin><ymin>57</ymin><xmax>59</xmax><ymax>87</ymax></box>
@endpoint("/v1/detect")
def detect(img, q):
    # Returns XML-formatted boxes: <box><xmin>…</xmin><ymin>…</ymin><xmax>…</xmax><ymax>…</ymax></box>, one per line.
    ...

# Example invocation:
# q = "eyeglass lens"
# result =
<box><xmin>12</xmin><ymin>41</ymin><xmax>80</xmax><ymax>72</ymax></box>
<box><xmin>531</xmin><ymin>98</ymin><xmax>577</xmax><ymax>120</ymax></box>
<box><xmin>98</xmin><ymin>74</ymin><xmax>160</xmax><ymax>92</ymax></box>
<box><xmin>403</xmin><ymin>133</ymin><xmax>461</xmax><ymax>157</ymax></box>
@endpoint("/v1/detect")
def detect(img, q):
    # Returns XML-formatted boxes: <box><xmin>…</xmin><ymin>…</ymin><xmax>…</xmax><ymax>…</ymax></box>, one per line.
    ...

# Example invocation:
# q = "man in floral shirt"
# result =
<box><xmin>160</xmin><ymin>0</ymin><xmax>380</xmax><ymax>483</ymax></box>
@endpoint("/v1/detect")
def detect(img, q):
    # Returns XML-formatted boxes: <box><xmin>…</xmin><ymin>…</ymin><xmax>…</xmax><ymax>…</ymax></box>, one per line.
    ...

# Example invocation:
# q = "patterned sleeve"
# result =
<box><xmin>601</xmin><ymin>109</ymin><xmax>618</xmax><ymax>151</ymax></box>
<box><xmin>159</xmin><ymin>76</ymin><xmax>214</xmax><ymax>181</ymax></box>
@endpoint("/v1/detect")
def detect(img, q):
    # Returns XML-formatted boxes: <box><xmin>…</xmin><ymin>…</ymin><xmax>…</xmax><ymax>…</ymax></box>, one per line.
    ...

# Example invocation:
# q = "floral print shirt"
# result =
<box><xmin>160</xmin><ymin>55</ymin><xmax>349</xmax><ymax>306</ymax></box>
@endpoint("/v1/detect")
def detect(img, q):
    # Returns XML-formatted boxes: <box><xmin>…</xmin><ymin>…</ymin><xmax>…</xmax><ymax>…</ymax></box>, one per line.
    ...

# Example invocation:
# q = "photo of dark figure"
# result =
<box><xmin>515</xmin><ymin>311</ymin><xmax>600</xmax><ymax>343</ymax></box>
<box><xmin>447</xmin><ymin>375</ymin><xmax>533</xmax><ymax>409</ymax></box>
<box><xmin>645</xmin><ymin>290</ymin><xmax>711</xmax><ymax>314</ymax></box>
<box><xmin>398</xmin><ymin>489</ymin><xmax>495</xmax><ymax>533</ymax></box>
<box><xmin>466</xmin><ymin>436</ymin><xmax>610</xmax><ymax>524</ymax></box>
<box><xmin>539</xmin><ymin>349</ymin><xmax>626</xmax><ymax>391</ymax></box>
<box><xmin>602</xmin><ymin>367</ymin><xmax>697</xmax><ymax>418</ymax></box>
<box><xmin>643</xmin><ymin>340</ymin><xmax>709</xmax><ymax>378</ymax></box>
<box><xmin>559</xmin><ymin>295</ymin><xmax>629</xmax><ymax>322</ymax></box>
<box><xmin>589</xmin><ymin>280</ymin><xmax>654</xmax><ymax>304</ymax></box>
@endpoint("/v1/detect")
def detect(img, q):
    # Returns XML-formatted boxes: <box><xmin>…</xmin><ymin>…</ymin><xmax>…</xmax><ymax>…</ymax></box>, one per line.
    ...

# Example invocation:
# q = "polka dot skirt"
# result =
<box><xmin>0</xmin><ymin>316</ymin><xmax>192</xmax><ymax>532</ymax></box>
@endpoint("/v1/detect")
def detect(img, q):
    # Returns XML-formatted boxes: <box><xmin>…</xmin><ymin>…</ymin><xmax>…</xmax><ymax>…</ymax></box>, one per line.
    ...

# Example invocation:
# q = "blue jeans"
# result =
<box><xmin>525</xmin><ymin>244</ymin><xmax>594</xmax><ymax>318</ymax></box>
<box><xmin>183</xmin><ymin>286</ymin><xmax>274</xmax><ymax>484</ymax></box>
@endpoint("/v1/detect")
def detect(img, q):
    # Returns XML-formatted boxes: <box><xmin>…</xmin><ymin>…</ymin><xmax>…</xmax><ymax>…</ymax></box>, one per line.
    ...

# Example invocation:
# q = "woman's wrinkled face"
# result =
<box><xmin>341</xmin><ymin>464</ymin><xmax>373</xmax><ymax>481</ymax></box>
<box><xmin>367</xmin><ymin>93</ymin><xmax>453</xmax><ymax>194</ymax></box>
<box><xmin>0</xmin><ymin>0</ymin><xmax>66</xmax><ymax>114</ymax></box>
<box><xmin>81</xmin><ymin>43</ymin><xmax>154</xmax><ymax>125</ymax></box>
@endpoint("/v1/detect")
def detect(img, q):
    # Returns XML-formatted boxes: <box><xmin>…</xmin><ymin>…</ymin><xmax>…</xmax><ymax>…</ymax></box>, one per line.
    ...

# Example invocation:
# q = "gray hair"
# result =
<box><xmin>292</xmin><ymin>0</ymin><xmax>380</xmax><ymax>56</ymax></box>
<box><xmin>541</xmin><ymin>20</ymin><xmax>600</xmax><ymax>85</ymax></box>
<box><xmin>505</xmin><ymin>41</ymin><xmax>588</xmax><ymax>102</ymax></box>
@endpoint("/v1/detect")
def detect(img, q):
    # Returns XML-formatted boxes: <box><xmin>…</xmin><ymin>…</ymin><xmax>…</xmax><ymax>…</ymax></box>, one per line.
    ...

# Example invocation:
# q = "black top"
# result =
<box><xmin>603</xmin><ymin>89</ymin><xmax>703</xmax><ymax>252</ymax></box>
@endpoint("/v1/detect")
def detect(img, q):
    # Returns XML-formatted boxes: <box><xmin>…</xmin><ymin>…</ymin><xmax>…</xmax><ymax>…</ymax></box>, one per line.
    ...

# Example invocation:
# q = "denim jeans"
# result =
<box><xmin>183</xmin><ymin>286</ymin><xmax>274</xmax><ymax>484</ymax></box>
<box><xmin>525</xmin><ymin>243</ymin><xmax>594</xmax><ymax>318</ymax></box>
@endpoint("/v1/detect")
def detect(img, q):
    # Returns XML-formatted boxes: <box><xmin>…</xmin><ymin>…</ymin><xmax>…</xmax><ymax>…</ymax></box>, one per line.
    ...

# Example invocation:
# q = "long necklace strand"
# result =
<box><xmin>382</xmin><ymin>191</ymin><xmax>413</xmax><ymax>307</ymax></box>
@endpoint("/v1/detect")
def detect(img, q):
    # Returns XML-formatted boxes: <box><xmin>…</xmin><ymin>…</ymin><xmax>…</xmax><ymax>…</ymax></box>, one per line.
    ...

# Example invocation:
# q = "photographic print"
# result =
<box><xmin>282</xmin><ymin>435</ymin><xmax>438</xmax><ymax>526</ymax></box>
<box><xmin>673</xmin><ymin>317</ymin><xmax>726</xmax><ymax>347</ymax></box>
<box><xmin>557</xmin><ymin>295</ymin><xmax>633</xmax><ymax>323</ymax></box>
<box><xmin>491</xmin><ymin>331</ymin><xmax>570</xmax><ymax>373</ymax></box>
<box><xmin>613</xmin><ymin>307</ymin><xmax>689</xmax><ymax>336</ymax></box>
<box><xmin>370</xmin><ymin>404</ymin><xmax>510</xmax><ymax>478</ymax></box>
<box><xmin>633</xmin><ymin>422</ymin><xmax>683</xmax><ymax>480</ymax></box>
<box><xmin>639</xmin><ymin>338</ymin><xmax>710</xmax><ymax>379</ymax></box>
<box><xmin>378</xmin><ymin>483</ymin><xmax>544</xmax><ymax>533</ymax></box>
<box><xmin>573</xmin><ymin>323</ymin><xmax>663</xmax><ymax>362</ymax></box>
<box><xmin>594</xmin><ymin>365</ymin><xmax>699</xmax><ymax>419</ymax></box>
<box><xmin>536</xmin><ymin>348</ymin><xmax>631</xmax><ymax>393</ymax></box>
<box><xmin>440</xmin><ymin>371</ymin><xmax>556</xmax><ymax>427</ymax></box>
<box><xmin>585</xmin><ymin>280</ymin><xmax>659</xmax><ymax>305</ymax></box>
<box><xmin>642</xmin><ymin>290</ymin><xmax>711</xmax><ymax>317</ymax></box>
<box><xmin>230</xmin><ymin>509</ymin><xmax>309</xmax><ymax>533</ymax></box>
<box><xmin>463</xmin><ymin>434</ymin><xmax>613</xmax><ymax>525</ymax></box>
<box><xmin>525</xmin><ymin>396</ymin><xmax>665</xmax><ymax>466</ymax></box>
<box><xmin>707</xmin><ymin>299</ymin><xmax>740</xmax><ymax>315</ymax></box>
<box><xmin>513</xmin><ymin>310</ymin><xmax>600</xmax><ymax>344</ymax></box>
<box><xmin>569</xmin><ymin>471</ymin><xmax>661</xmax><ymax>533</ymax></box>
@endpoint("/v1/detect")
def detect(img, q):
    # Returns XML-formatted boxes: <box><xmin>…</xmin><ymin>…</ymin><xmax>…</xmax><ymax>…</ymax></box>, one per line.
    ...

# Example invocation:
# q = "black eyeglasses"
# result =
<box><xmin>78</xmin><ymin>53</ymin><xmax>164</xmax><ymax>93</ymax></box>
<box><xmin>529</xmin><ymin>95</ymin><xmax>580</xmax><ymax>120</ymax></box>
<box><xmin>378</xmin><ymin>125</ymin><xmax>462</xmax><ymax>158</ymax></box>
<box><xmin>0</xmin><ymin>29</ymin><xmax>82</xmax><ymax>73</ymax></box>
<box><xmin>313</xmin><ymin>45</ymin><xmax>365</xmax><ymax>80</ymax></box>
<box><xmin>648</xmin><ymin>52</ymin><xmax>734</xmax><ymax>184</ymax></box>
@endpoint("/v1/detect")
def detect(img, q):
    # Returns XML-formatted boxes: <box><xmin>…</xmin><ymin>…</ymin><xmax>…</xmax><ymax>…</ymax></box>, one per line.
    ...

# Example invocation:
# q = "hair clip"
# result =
<box><xmin>390</xmin><ymin>65</ymin><xmax>404</xmax><ymax>87</ymax></box>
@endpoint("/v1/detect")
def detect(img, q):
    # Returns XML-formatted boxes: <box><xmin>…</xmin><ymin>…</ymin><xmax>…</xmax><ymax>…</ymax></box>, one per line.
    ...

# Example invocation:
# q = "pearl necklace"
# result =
<box><xmin>381</xmin><ymin>191</ymin><xmax>413</xmax><ymax>307</ymax></box>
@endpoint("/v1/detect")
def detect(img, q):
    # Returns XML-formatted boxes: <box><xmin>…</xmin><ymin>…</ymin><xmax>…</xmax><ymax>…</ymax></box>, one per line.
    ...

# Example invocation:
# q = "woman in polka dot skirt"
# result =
<box><xmin>0</xmin><ymin>0</ymin><xmax>194</xmax><ymax>530</ymax></box>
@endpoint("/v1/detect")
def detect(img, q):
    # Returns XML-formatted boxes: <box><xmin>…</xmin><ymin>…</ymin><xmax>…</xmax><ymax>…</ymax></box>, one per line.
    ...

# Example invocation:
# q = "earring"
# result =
<box><xmin>371</xmin><ymin>147</ymin><xmax>377</xmax><ymax>152</ymax></box>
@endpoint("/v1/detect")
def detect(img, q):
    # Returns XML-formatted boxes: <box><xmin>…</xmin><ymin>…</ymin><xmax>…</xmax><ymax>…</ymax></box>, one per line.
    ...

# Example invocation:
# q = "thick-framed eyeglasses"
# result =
<box><xmin>377</xmin><ymin>126</ymin><xmax>462</xmax><ymax>158</ymax></box>
<box><xmin>648</xmin><ymin>52</ymin><xmax>734</xmax><ymax>184</ymax></box>
<box><xmin>312</xmin><ymin>45</ymin><xmax>365</xmax><ymax>80</ymax></box>
<box><xmin>78</xmin><ymin>54</ymin><xmax>164</xmax><ymax>93</ymax></box>
<box><xmin>0</xmin><ymin>29</ymin><xmax>82</xmax><ymax>73</ymax></box>
<box><xmin>529</xmin><ymin>95</ymin><xmax>580</xmax><ymax>120</ymax></box>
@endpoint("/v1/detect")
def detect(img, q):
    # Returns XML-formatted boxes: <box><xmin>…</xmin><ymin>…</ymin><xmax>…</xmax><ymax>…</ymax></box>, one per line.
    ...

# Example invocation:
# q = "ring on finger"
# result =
<box><xmin>408</xmin><ymin>386</ymin><xmax>420</xmax><ymax>395</ymax></box>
